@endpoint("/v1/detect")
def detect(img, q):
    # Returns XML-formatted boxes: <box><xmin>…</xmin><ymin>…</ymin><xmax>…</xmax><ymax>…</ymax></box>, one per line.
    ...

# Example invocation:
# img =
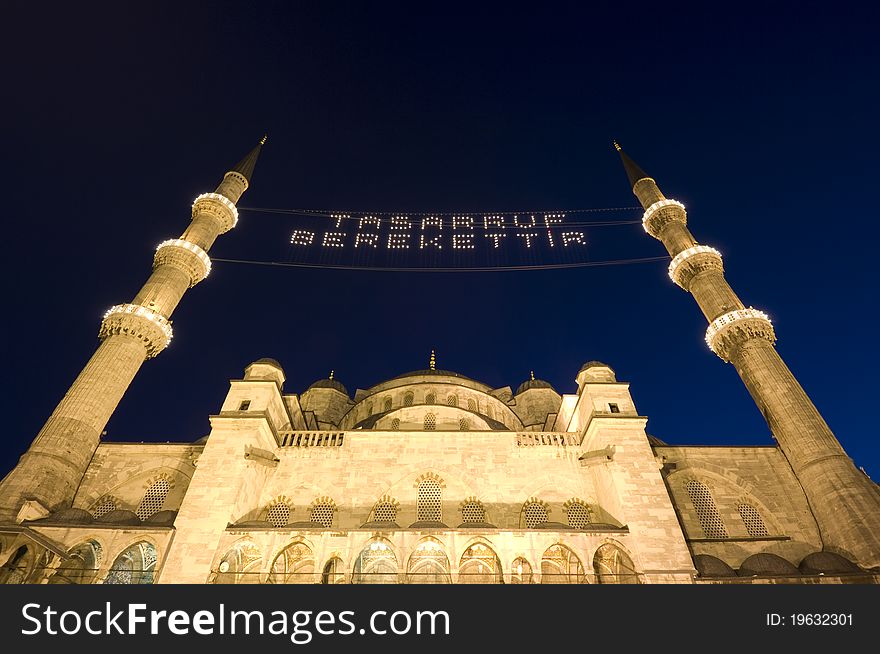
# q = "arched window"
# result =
<box><xmin>460</xmin><ymin>500</ymin><xmax>485</xmax><ymax>524</ymax></box>
<box><xmin>458</xmin><ymin>418</ymin><xmax>469</xmax><ymax>431</ymax></box>
<box><xmin>310</xmin><ymin>502</ymin><xmax>335</xmax><ymax>528</ymax></box>
<box><xmin>425</xmin><ymin>393</ymin><xmax>436</xmax><ymax>405</ymax></box>
<box><xmin>0</xmin><ymin>546</ymin><xmax>32</xmax><ymax>584</ymax></box>
<box><xmin>104</xmin><ymin>542</ymin><xmax>157</xmax><ymax>584</ymax></box>
<box><xmin>366</xmin><ymin>404</ymin><xmax>374</xmax><ymax>417</ymax></box>
<box><xmin>136</xmin><ymin>478</ymin><xmax>171</xmax><ymax>521</ymax></box>
<box><xmin>417</xmin><ymin>479</ymin><xmax>442</xmax><ymax>522</ymax></box>
<box><xmin>406</xmin><ymin>539</ymin><xmax>450</xmax><ymax>583</ymax></box>
<box><xmin>541</xmin><ymin>544</ymin><xmax>585</xmax><ymax>584</ymax></box>
<box><xmin>593</xmin><ymin>543</ymin><xmax>640</xmax><ymax>584</ymax></box>
<box><xmin>391</xmin><ymin>418</ymin><xmax>400</xmax><ymax>431</ymax></box>
<box><xmin>458</xmin><ymin>544</ymin><xmax>502</xmax><ymax>584</ymax></box>
<box><xmin>522</xmin><ymin>501</ymin><xmax>548</xmax><ymax>528</ymax></box>
<box><xmin>467</xmin><ymin>398</ymin><xmax>477</xmax><ymax>412</ymax></box>
<box><xmin>511</xmin><ymin>557</ymin><xmax>533</xmax><ymax>584</ymax></box>
<box><xmin>373</xmin><ymin>499</ymin><xmax>398</xmax><ymax>524</ymax></box>
<box><xmin>214</xmin><ymin>541</ymin><xmax>262</xmax><ymax>584</ymax></box>
<box><xmin>738</xmin><ymin>503</ymin><xmax>769</xmax><ymax>537</ymax></box>
<box><xmin>51</xmin><ymin>541</ymin><xmax>102</xmax><ymax>585</ymax></box>
<box><xmin>685</xmin><ymin>480</ymin><xmax>728</xmax><ymax>538</ymax></box>
<box><xmin>266</xmin><ymin>502</ymin><xmax>291</xmax><ymax>528</ymax></box>
<box><xmin>352</xmin><ymin>541</ymin><xmax>397</xmax><ymax>584</ymax></box>
<box><xmin>446</xmin><ymin>394</ymin><xmax>458</xmax><ymax>407</ymax></box>
<box><xmin>403</xmin><ymin>392</ymin><xmax>414</xmax><ymax>407</ymax></box>
<box><xmin>566</xmin><ymin>501</ymin><xmax>591</xmax><ymax>529</ymax></box>
<box><xmin>321</xmin><ymin>558</ymin><xmax>345</xmax><ymax>584</ymax></box>
<box><xmin>383</xmin><ymin>397</ymin><xmax>393</xmax><ymax>412</ymax></box>
<box><xmin>91</xmin><ymin>496</ymin><xmax>118</xmax><ymax>519</ymax></box>
<box><xmin>424</xmin><ymin>413</ymin><xmax>436</xmax><ymax>431</ymax></box>
<box><xmin>268</xmin><ymin>543</ymin><xmax>315</xmax><ymax>584</ymax></box>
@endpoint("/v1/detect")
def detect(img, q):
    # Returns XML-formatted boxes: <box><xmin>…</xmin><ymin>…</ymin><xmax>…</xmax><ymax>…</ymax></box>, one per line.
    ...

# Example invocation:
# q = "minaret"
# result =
<box><xmin>615</xmin><ymin>142</ymin><xmax>880</xmax><ymax>568</ymax></box>
<box><xmin>0</xmin><ymin>138</ymin><xmax>266</xmax><ymax>521</ymax></box>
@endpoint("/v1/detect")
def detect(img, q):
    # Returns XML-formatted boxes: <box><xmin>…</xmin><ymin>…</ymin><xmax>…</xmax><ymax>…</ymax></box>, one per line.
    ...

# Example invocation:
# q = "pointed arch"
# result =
<box><xmin>267</xmin><ymin>541</ymin><xmax>316</xmax><ymax>584</ymax></box>
<box><xmin>104</xmin><ymin>541</ymin><xmax>157</xmax><ymax>584</ymax></box>
<box><xmin>321</xmin><ymin>557</ymin><xmax>346</xmax><ymax>584</ymax></box>
<box><xmin>214</xmin><ymin>540</ymin><xmax>263</xmax><ymax>584</ymax></box>
<box><xmin>352</xmin><ymin>539</ymin><xmax>398</xmax><ymax>584</ymax></box>
<box><xmin>510</xmin><ymin>557</ymin><xmax>533</xmax><ymax>584</ymax></box>
<box><xmin>458</xmin><ymin>542</ymin><xmax>502</xmax><ymax>584</ymax></box>
<box><xmin>540</xmin><ymin>544</ymin><xmax>585</xmax><ymax>584</ymax></box>
<box><xmin>50</xmin><ymin>540</ymin><xmax>103</xmax><ymax>585</ymax></box>
<box><xmin>406</xmin><ymin>538</ymin><xmax>451</xmax><ymax>584</ymax></box>
<box><xmin>593</xmin><ymin>542</ymin><xmax>640</xmax><ymax>584</ymax></box>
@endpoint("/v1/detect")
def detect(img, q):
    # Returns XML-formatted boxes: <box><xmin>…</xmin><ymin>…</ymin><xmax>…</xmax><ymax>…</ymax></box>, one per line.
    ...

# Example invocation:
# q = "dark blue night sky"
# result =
<box><xmin>4</xmin><ymin>2</ymin><xmax>878</xmax><ymax>477</ymax></box>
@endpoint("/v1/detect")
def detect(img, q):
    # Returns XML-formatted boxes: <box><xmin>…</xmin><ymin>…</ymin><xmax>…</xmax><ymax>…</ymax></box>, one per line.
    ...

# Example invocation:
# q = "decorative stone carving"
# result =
<box><xmin>705</xmin><ymin>308</ymin><xmax>776</xmax><ymax>362</ymax></box>
<box><xmin>99</xmin><ymin>303</ymin><xmax>173</xmax><ymax>358</ymax></box>
<box><xmin>192</xmin><ymin>192</ymin><xmax>238</xmax><ymax>233</ymax></box>
<box><xmin>668</xmin><ymin>245</ymin><xmax>723</xmax><ymax>290</ymax></box>
<box><xmin>642</xmin><ymin>199</ymin><xmax>686</xmax><ymax>238</ymax></box>
<box><xmin>154</xmin><ymin>238</ymin><xmax>211</xmax><ymax>286</ymax></box>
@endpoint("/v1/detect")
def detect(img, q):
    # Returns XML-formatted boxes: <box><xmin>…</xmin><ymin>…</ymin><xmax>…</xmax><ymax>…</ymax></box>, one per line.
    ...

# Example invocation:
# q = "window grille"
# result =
<box><xmin>266</xmin><ymin>502</ymin><xmax>291</xmax><ymax>528</ymax></box>
<box><xmin>467</xmin><ymin>398</ymin><xmax>477</xmax><ymax>412</ymax></box>
<box><xmin>417</xmin><ymin>479</ymin><xmax>442</xmax><ymax>522</ymax></box>
<box><xmin>383</xmin><ymin>397</ymin><xmax>392</xmax><ymax>412</ymax></box>
<box><xmin>135</xmin><ymin>478</ymin><xmax>170</xmax><ymax>521</ymax></box>
<box><xmin>447</xmin><ymin>395</ymin><xmax>457</xmax><ymax>407</ymax></box>
<box><xmin>458</xmin><ymin>418</ymin><xmax>469</xmax><ymax>430</ymax></box>
<box><xmin>738</xmin><ymin>503</ymin><xmax>769</xmax><ymax>537</ymax></box>
<box><xmin>461</xmin><ymin>501</ymin><xmax>485</xmax><ymax>523</ymax></box>
<box><xmin>523</xmin><ymin>502</ymin><xmax>548</xmax><ymax>528</ymax></box>
<box><xmin>374</xmin><ymin>501</ymin><xmax>397</xmax><ymax>523</ymax></box>
<box><xmin>425</xmin><ymin>393</ymin><xmax>436</xmax><ymax>405</ymax></box>
<box><xmin>686</xmin><ymin>480</ymin><xmax>728</xmax><ymax>538</ymax></box>
<box><xmin>310</xmin><ymin>503</ymin><xmax>334</xmax><ymax>528</ymax></box>
<box><xmin>566</xmin><ymin>502</ymin><xmax>591</xmax><ymax>529</ymax></box>
<box><xmin>92</xmin><ymin>498</ymin><xmax>118</xmax><ymax>519</ymax></box>
<box><xmin>424</xmin><ymin>413</ymin><xmax>436</xmax><ymax>430</ymax></box>
<box><xmin>403</xmin><ymin>392</ymin><xmax>414</xmax><ymax>407</ymax></box>
<box><xmin>391</xmin><ymin>418</ymin><xmax>400</xmax><ymax>430</ymax></box>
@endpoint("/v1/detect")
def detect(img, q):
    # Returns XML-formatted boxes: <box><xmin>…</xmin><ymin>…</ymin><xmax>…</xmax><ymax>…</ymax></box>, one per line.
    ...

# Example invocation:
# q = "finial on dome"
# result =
<box><xmin>429</xmin><ymin>350</ymin><xmax>436</xmax><ymax>371</ymax></box>
<box><xmin>613</xmin><ymin>140</ymin><xmax>622</xmax><ymax>152</ymax></box>
<box><xmin>530</xmin><ymin>370</ymin><xmax>535</xmax><ymax>380</ymax></box>
<box><xmin>260</xmin><ymin>134</ymin><xmax>268</xmax><ymax>145</ymax></box>
<box><xmin>329</xmin><ymin>370</ymin><xmax>334</xmax><ymax>380</ymax></box>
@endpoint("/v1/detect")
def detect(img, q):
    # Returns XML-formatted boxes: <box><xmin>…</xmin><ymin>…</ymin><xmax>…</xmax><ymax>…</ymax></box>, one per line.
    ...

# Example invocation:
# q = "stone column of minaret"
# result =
<box><xmin>0</xmin><ymin>138</ymin><xmax>266</xmax><ymax>522</ymax></box>
<box><xmin>614</xmin><ymin>142</ymin><xmax>880</xmax><ymax>568</ymax></box>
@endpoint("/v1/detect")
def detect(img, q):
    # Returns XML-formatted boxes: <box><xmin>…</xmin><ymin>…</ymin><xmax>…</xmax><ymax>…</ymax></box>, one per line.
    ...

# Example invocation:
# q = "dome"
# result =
<box><xmin>42</xmin><ymin>508</ymin><xmax>94</xmax><ymax>524</ymax></box>
<box><xmin>515</xmin><ymin>378</ymin><xmax>554</xmax><ymax>395</ymax></box>
<box><xmin>798</xmin><ymin>552</ymin><xmax>861</xmax><ymax>575</ymax></box>
<box><xmin>308</xmin><ymin>378</ymin><xmax>349</xmax><ymax>395</ymax></box>
<box><xmin>252</xmin><ymin>357</ymin><xmax>282</xmax><ymax>369</ymax></box>
<box><xmin>143</xmin><ymin>510</ymin><xmax>178</xmax><ymax>525</ymax></box>
<box><xmin>693</xmin><ymin>554</ymin><xmax>737</xmax><ymax>577</ymax></box>
<box><xmin>737</xmin><ymin>553</ymin><xmax>799</xmax><ymax>577</ymax></box>
<box><xmin>94</xmin><ymin>509</ymin><xmax>141</xmax><ymax>525</ymax></box>
<box><xmin>579</xmin><ymin>361</ymin><xmax>614</xmax><ymax>374</ymax></box>
<box><xmin>391</xmin><ymin>369</ymin><xmax>478</xmax><ymax>382</ymax></box>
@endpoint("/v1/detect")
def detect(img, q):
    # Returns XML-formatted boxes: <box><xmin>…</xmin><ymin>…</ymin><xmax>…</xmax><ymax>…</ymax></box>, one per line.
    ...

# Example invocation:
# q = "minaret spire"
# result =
<box><xmin>0</xmin><ymin>140</ymin><xmax>264</xmax><ymax>520</ymax></box>
<box><xmin>613</xmin><ymin>140</ymin><xmax>652</xmax><ymax>189</ymax></box>
<box><xmin>620</xmin><ymin>144</ymin><xmax>880</xmax><ymax>567</ymax></box>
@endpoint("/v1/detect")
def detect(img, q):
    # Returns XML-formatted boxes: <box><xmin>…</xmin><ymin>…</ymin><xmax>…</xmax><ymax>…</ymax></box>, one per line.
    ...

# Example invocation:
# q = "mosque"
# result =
<box><xmin>1</xmin><ymin>140</ymin><xmax>878</xmax><ymax>584</ymax></box>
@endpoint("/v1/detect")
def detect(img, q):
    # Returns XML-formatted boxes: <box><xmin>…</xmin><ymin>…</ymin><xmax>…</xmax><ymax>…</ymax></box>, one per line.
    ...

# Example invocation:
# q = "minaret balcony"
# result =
<box><xmin>668</xmin><ymin>245</ymin><xmax>724</xmax><ymax>290</ymax></box>
<box><xmin>99</xmin><ymin>303</ymin><xmax>173</xmax><ymax>358</ymax></box>
<box><xmin>192</xmin><ymin>192</ymin><xmax>239</xmax><ymax>233</ymax></box>
<box><xmin>154</xmin><ymin>238</ymin><xmax>212</xmax><ymax>286</ymax></box>
<box><xmin>705</xmin><ymin>308</ymin><xmax>776</xmax><ymax>361</ymax></box>
<box><xmin>642</xmin><ymin>199</ymin><xmax>686</xmax><ymax>238</ymax></box>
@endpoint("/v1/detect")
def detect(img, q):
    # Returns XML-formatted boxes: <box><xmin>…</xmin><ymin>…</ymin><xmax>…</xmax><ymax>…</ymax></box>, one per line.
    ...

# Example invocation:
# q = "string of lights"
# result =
<box><xmin>211</xmin><ymin>255</ymin><xmax>670</xmax><ymax>273</ymax></box>
<box><xmin>239</xmin><ymin>205</ymin><xmax>641</xmax><ymax>216</ymax></box>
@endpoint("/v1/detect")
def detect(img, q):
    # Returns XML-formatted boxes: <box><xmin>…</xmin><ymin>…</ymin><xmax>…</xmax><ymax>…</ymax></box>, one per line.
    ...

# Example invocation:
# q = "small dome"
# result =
<box><xmin>408</xmin><ymin>520</ymin><xmax>449</xmax><ymax>529</ymax></box>
<box><xmin>737</xmin><ymin>553</ymin><xmax>799</xmax><ymax>577</ymax></box>
<box><xmin>798</xmin><ymin>552</ymin><xmax>861</xmax><ymax>575</ymax></box>
<box><xmin>44</xmin><ymin>508</ymin><xmax>94</xmax><ymax>524</ymax></box>
<box><xmin>360</xmin><ymin>520</ymin><xmax>400</xmax><ymax>529</ymax></box>
<box><xmin>515</xmin><ymin>378</ymin><xmax>554</xmax><ymax>395</ymax></box>
<box><xmin>456</xmin><ymin>521</ymin><xmax>497</xmax><ymax>529</ymax></box>
<box><xmin>693</xmin><ymin>554</ymin><xmax>737</xmax><ymax>577</ymax></box>
<box><xmin>94</xmin><ymin>509</ymin><xmax>141</xmax><ymax>525</ymax></box>
<box><xmin>579</xmin><ymin>361</ymin><xmax>614</xmax><ymax>374</ymax></box>
<box><xmin>287</xmin><ymin>520</ymin><xmax>327</xmax><ymax>529</ymax></box>
<box><xmin>308</xmin><ymin>378</ymin><xmax>349</xmax><ymax>395</ymax></box>
<box><xmin>143</xmin><ymin>510</ymin><xmax>178</xmax><ymax>525</ymax></box>
<box><xmin>252</xmin><ymin>357</ymin><xmax>283</xmax><ymax>369</ymax></box>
